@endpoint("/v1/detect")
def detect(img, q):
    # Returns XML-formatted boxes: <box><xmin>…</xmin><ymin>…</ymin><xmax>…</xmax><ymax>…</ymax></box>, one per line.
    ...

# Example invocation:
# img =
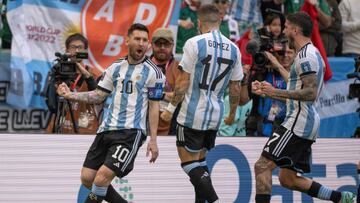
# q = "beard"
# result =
<box><xmin>129</xmin><ymin>47</ymin><xmax>145</xmax><ymax>62</ymax></box>
<box><xmin>154</xmin><ymin>51</ymin><xmax>171</xmax><ymax>63</ymax></box>
<box><xmin>288</xmin><ymin>35</ymin><xmax>296</xmax><ymax>50</ymax></box>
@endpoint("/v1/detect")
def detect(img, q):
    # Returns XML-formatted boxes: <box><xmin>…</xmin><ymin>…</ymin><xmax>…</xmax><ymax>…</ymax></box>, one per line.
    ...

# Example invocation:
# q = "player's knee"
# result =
<box><xmin>93</xmin><ymin>166</ymin><xmax>116</xmax><ymax>186</ymax></box>
<box><xmin>254</xmin><ymin>159</ymin><xmax>267</xmax><ymax>175</ymax></box>
<box><xmin>278</xmin><ymin>173</ymin><xmax>295</xmax><ymax>189</ymax></box>
<box><xmin>80</xmin><ymin>169</ymin><xmax>96</xmax><ymax>188</ymax></box>
<box><xmin>81</xmin><ymin>174</ymin><xmax>94</xmax><ymax>188</ymax></box>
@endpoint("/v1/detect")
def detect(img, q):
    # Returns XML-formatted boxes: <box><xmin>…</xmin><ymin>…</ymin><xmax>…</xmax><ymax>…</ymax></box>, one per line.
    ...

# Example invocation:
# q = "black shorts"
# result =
<box><xmin>83</xmin><ymin>129</ymin><xmax>146</xmax><ymax>178</ymax></box>
<box><xmin>261</xmin><ymin>125</ymin><xmax>314</xmax><ymax>173</ymax></box>
<box><xmin>176</xmin><ymin>124</ymin><xmax>217</xmax><ymax>152</ymax></box>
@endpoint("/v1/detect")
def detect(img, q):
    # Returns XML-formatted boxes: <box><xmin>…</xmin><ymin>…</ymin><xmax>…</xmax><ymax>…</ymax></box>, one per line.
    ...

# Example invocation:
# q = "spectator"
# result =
<box><xmin>245</xmin><ymin>13</ymin><xmax>293</xmax><ymax>137</ymax></box>
<box><xmin>320</xmin><ymin>0</ymin><xmax>342</xmax><ymax>56</ymax></box>
<box><xmin>176</xmin><ymin>0</ymin><xmax>201</xmax><ymax>53</ymax></box>
<box><xmin>150</xmin><ymin>28</ymin><xmax>180</xmax><ymax>135</ymax></box>
<box><xmin>339</xmin><ymin>0</ymin><xmax>360</xmax><ymax>57</ymax></box>
<box><xmin>213</xmin><ymin>0</ymin><xmax>240</xmax><ymax>42</ymax></box>
<box><xmin>44</xmin><ymin>33</ymin><xmax>100</xmax><ymax>134</ymax></box>
<box><xmin>230</xmin><ymin>0</ymin><xmax>263</xmax><ymax>37</ymax></box>
<box><xmin>281</xmin><ymin>0</ymin><xmax>332</xmax><ymax>28</ymax></box>
<box><xmin>246</xmin><ymin>44</ymin><xmax>295</xmax><ymax>137</ymax></box>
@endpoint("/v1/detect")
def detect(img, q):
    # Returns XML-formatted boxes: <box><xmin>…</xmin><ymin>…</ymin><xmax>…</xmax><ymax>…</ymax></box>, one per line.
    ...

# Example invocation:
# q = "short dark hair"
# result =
<box><xmin>65</xmin><ymin>33</ymin><xmax>88</xmax><ymax>49</ymax></box>
<box><xmin>286</xmin><ymin>12</ymin><xmax>313</xmax><ymax>37</ymax></box>
<box><xmin>197</xmin><ymin>4</ymin><xmax>220</xmax><ymax>24</ymax></box>
<box><xmin>127</xmin><ymin>23</ymin><xmax>149</xmax><ymax>36</ymax></box>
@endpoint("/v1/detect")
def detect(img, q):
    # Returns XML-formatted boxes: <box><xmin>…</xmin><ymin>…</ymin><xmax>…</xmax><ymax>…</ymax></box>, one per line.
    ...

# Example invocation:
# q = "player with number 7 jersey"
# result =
<box><xmin>176</xmin><ymin>29</ymin><xmax>243</xmax><ymax>130</ymax></box>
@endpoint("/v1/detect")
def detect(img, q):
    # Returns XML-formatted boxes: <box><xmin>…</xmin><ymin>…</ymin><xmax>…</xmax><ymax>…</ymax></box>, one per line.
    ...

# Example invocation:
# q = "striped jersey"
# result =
<box><xmin>177</xmin><ymin>30</ymin><xmax>244</xmax><ymax>131</ymax></box>
<box><xmin>282</xmin><ymin>43</ymin><xmax>325</xmax><ymax>141</ymax></box>
<box><xmin>230</xmin><ymin>0</ymin><xmax>263</xmax><ymax>24</ymax></box>
<box><xmin>97</xmin><ymin>56</ymin><xmax>165</xmax><ymax>134</ymax></box>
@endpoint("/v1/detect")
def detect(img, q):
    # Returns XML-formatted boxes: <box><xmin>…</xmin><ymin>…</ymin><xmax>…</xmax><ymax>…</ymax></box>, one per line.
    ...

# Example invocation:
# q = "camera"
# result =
<box><xmin>253</xmin><ymin>27</ymin><xmax>288</xmax><ymax>67</ymax></box>
<box><xmin>51</xmin><ymin>51</ymin><xmax>88</xmax><ymax>84</ymax></box>
<box><xmin>347</xmin><ymin>56</ymin><xmax>360</xmax><ymax>99</ymax></box>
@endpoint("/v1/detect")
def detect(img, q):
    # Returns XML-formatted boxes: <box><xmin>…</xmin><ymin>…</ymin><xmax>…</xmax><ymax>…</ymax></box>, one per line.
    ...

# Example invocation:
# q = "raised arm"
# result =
<box><xmin>57</xmin><ymin>83</ymin><xmax>110</xmax><ymax>104</ymax></box>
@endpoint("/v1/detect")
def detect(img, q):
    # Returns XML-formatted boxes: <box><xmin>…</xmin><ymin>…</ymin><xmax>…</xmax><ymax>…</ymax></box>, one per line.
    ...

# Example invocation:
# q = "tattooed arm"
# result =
<box><xmin>224</xmin><ymin>80</ymin><xmax>241</xmax><ymax>125</ymax></box>
<box><xmin>170</xmin><ymin>69</ymin><xmax>190</xmax><ymax>106</ymax></box>
<box><xmin>260</xmin><ymin>74</ymin><xmax>318</xmax><ymax>102</ymax></box>
<box><xmin>57</xmin><ymin>82</ymin><xmax>110</xmax><ymax>104</ymax></box>
<box><xmin>160</xmin><ymin>69</ymin><xmax>190</xmax><ymax>122</ymax></box>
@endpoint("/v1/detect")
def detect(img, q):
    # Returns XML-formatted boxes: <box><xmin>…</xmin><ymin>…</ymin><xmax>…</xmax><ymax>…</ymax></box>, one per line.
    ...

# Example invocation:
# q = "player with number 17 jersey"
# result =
<box><xmin>177</xmin><ymin>30</ymin><xmax>244</xmax><ymax>130</ymax></box>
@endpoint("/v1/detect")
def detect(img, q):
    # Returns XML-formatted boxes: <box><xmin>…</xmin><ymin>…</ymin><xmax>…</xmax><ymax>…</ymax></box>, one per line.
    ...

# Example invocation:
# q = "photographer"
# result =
<box><xmin>247</xmin><ymin>43</ymin><xmax>295</xmax><ymax>137</ymax></box>
<box><xmin>245</xmin><ymin>12</ymin><xmax>296</xmax><ymax>136</ymax></box>
<box><xmin>44</xmin><ymin>33</ymin><xmax>100</xmax><ymax>134</ymax></box>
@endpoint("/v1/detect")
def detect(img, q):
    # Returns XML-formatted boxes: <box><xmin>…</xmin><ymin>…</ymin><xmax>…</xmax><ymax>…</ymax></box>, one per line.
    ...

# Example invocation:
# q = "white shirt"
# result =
<box><xmin>339</xmin><ymin>0</ymin><xmax>360</xmax><ymax>55</ymax></box>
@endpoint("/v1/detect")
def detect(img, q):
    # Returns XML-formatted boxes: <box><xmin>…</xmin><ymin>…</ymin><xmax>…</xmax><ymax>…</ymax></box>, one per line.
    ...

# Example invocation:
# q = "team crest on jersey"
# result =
<box><xmin>81</xmin><ymin>0</ymin><xmax>175</xmax><ymax>70</ymax></box>
<box><xmin>135</xmin><ymin>74</ymin><xmax>142</xmax><ymax>81</ymax></box>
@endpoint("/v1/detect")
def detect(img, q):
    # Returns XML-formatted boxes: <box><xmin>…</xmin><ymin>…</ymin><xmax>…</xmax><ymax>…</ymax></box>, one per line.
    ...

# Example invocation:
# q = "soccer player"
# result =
<box><xmin>57</xmin><ymin>23</ymin><xmax>165</xmax><ymax>203</ymax></box>
<box><xmin>161</xmin><ymin>4</ymin><xmax>244</xmax><ymax>203</ymax></box>
<box><xmin>251</xmin><ymin>12</ymin><xmax>355</xmax><ymax>203</ymax></box>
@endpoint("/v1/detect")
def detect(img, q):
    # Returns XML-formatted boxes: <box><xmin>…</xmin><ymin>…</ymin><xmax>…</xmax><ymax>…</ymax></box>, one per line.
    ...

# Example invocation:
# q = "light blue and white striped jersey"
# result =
<box><xmin>97</xmin><ymin>56</ymin><xmax>165</xmax><ymax>134</ymax></box>
<box><xmin>230</xmin><ymin>0</ymin><xmax>263</xmax><ymax>24</ymax></box>
<box><xmin>177</xmin><ymin>30</ymin><xmax>244</xmax><ymax>131</ymax></box>
<box><xmin>282</xmin><ymin>43</ymin><xmax>325</xmax><ymax>141</ymax></box>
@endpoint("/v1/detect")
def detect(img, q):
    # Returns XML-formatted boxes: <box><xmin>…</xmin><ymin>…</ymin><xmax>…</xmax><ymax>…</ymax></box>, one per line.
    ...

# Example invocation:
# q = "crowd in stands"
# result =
<box><xmin>0</xmin><ymin>0</ymin><xmax>359</xmax><ymax>137</ymax></box>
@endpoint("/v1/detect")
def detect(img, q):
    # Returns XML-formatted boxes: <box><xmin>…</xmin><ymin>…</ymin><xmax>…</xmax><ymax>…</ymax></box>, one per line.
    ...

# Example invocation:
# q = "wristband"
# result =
<box><xmin>166</xmin><ymin>103</ymin><xmax>177</xmax><ymax>114</ymax></box>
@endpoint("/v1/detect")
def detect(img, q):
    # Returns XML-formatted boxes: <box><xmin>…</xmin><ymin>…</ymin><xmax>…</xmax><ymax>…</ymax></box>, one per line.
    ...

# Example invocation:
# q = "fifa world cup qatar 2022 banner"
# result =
<box><xmin>5</xmin><ymin>0</ymin><xmax>181</xmax><ymax>109</ymax></box>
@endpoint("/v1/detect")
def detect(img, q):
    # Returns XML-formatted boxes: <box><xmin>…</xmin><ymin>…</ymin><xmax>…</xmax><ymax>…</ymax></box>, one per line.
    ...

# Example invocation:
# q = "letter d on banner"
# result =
<box><xmin>134</xmin><ymin>3</ymin><xmax>156</xmax><ymax>25</ymax></box>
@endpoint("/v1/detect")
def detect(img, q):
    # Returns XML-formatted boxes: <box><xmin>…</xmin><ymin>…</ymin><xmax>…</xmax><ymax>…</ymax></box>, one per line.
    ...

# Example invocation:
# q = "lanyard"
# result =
<box><xmin>272</xmin><ymin>73</ymin><xmax>277</xmax><ymax>88</ymax></box>
<box><xmin>70</xmin><ymin>74</ymin><xmax>81</xmax><ymax>91</ymax></box>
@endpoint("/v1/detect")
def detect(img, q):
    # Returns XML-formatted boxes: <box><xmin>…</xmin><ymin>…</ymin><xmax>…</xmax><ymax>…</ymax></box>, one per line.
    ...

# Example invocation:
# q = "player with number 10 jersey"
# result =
<box><xmin>177</xmin><ymin>30</ymin><xmax>244</xmax><ymax>131</ymax></box>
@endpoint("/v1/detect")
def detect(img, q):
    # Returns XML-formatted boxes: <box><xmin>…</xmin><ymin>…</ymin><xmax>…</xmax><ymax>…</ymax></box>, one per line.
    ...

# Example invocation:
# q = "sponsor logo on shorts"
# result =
<box><xmin>114</xmin><ymin>162</ymin><xmax>120</xmax><ymax>168</ymax></box>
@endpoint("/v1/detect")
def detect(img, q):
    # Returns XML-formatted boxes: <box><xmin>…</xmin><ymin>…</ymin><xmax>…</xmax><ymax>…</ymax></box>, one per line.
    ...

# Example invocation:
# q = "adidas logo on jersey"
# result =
<box><xmin>264</xmin><ymin>147</ymin><xmax>270</xmax><ymax>152</ymax></box>
<box><xmin>113</xmin><ymin>162</ymin><xmax>120</xmax><ymax>168</ymax></box>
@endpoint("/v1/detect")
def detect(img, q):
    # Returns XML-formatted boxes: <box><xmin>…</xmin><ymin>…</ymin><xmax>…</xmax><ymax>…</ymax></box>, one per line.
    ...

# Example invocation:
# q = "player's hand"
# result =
<box><xmin>251</xmin><ymin>80</ymin><xmax>263</xmax><ymax>96</ymax></box>
<box><xmin>179</xmin><ymin>19</ymin><xmax>194</xmax><ymax>29</ymax></box>
<box><xmin>224</xmin><ymin>115</ymin><xmax>235</xmax><ymax>125</ymax></box>
<box><xmin>260</xmin><ymin>81</ymin><xmax>275</xmax><ymax>97</ymax></box>
<box><xmin>160</xmin><ymin>110</ymin><xmax>173</xmax><ymax>122</ymax></box>
<box><xmin>57</xmin><ymin>83</ymin><xmax>71</xmax><ymax>98</ymax></box>
<box><xmin>146</xmin><ymin>139</ymin><xmax>159</xmax><ymax>163</ymax></box>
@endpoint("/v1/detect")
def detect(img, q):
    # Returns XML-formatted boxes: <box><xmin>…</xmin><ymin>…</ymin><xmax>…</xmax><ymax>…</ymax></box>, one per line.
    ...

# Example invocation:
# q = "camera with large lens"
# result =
<box><xmin>347</xmin><ymin>56</ymin><xmax>360</xmax><ymax>99</ymax></box>
<box><xmin>253</xmin><ymin>27</ymin><xmax>288</xmax><ymax>67</ymax></box>
<box><xmin>51</xmin><ymin>51</ymin><xmax>88</xmax><ymax>84</ymax></box>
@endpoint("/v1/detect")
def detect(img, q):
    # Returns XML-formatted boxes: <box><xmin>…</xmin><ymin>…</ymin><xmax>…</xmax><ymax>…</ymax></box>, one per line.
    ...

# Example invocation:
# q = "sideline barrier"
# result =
<box><xmin>0</xmin><ymin>134</ymin><xmax>359</xmax><ymax>202</ymax></box>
